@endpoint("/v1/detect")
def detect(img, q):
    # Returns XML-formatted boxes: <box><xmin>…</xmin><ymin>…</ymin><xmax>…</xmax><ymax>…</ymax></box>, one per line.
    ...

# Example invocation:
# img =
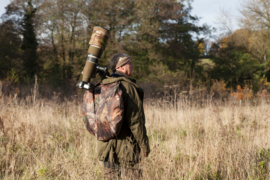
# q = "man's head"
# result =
<box><xmin>110</xmin><ymin>53</ymin><xmax>133</xmax><ymax>77</ymax></box>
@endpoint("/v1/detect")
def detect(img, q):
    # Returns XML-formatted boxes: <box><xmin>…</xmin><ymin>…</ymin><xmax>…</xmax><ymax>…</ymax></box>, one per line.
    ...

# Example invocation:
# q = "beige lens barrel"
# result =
<box><xmin>88</xmin><ymin>45</ymin><xmax>103</xmax><ymax>58</ymax></box>
<box><xmin>89</xmin><ymin>26</ymin><xmax>110</xmax><ymax>51</ymax></box>
<box><xmin>82</xmin><ymin>55</ymin><xmax>98</xmax><ymax>82</ymax></box>
<box><xmin>82</xmin><ymin>61</ymin><xmax>96</xmax><ymax>82</ymax></box>
<box><xmin>81</xmin><ymin>26</ymin><xmax>110</xmax><ymax>83</ymax></box>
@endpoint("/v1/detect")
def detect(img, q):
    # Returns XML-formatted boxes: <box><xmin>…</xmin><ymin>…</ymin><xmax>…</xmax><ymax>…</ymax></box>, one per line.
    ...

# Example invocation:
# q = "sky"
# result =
<box><xmin>0</xmin><ymin>0</ymin><xmax>241</xmax><ymax>37</ymax></box>
<box><xmin>0</xmin><ymin>0</ymin><xmax>10</xmax><ymax>16</ymax></box>
<box><xmin>192</xmin><ymin>0</ymin><xmax>241</xmax><ymax>37</ymax></box>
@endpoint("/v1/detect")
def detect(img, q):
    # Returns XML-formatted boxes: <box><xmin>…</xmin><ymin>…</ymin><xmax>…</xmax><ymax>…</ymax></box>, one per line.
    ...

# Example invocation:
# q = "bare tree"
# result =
<box><xmin>38</xmin><ymin>0</ymin><xmax>87</xmax><ymax>79</ymax></box>
<box><xmin>216</xmin><ymin>8</ymin><xmax>236</xmax><ymax>36</ymax></box>
<box><xmin>239</xmin><ymin>0</ymin><xmax>270</xmax><ymax>63</ymax></box>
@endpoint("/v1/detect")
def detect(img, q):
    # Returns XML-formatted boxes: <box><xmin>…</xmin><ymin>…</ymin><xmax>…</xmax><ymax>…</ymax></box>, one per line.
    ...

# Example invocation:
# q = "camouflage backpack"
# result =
<box><xmin>81</xmin><ymin>81</ymin><xmax>124</xmax><ymax>141</ymax></box>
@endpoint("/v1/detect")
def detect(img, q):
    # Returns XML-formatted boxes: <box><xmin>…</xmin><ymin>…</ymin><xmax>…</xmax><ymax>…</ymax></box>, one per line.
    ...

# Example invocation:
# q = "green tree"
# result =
<box><xmin>21</xmin><ymin>0</ymin><xmax>38</xmax><ymax>80</ymax></box>
<box><xmin>82</xmin><ymin>0</ymin><xmax>136</xmax><ymax>67</ymax></box>
<box><xmin>125</xmin><ymin>0</ymin><xmax>210</xmax><ymax>93</ymax></box>
<box><xmin>209</xmin><ymin>30</ymin><xmax>262</xmax><ymax>91</ymax></box>
<box><xmin>0</xmin><ymin>20</ymin><xmax>22</xmax><ymax>80</ymax></box>
<box><xmin>1</xmin><ymin>0</ymin><xmax>40</xmax><ymax>81</ymax></box>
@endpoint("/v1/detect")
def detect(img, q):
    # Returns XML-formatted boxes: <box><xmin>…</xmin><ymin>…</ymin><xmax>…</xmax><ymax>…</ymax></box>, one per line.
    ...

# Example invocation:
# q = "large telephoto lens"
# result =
<box><xmin>77</xmin><ymin>26</ymin><xmax>110</xmax><ymax>90</ymax></box>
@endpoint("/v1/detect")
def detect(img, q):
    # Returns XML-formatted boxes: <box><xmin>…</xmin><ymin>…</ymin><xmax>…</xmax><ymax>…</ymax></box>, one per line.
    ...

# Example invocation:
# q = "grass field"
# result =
<box><xmin>0</xmin><ymin>94</ymin><xmax>270</xmax><ymax>179</ymax></box>
<box><xmin>199</xmin><ymin>59</ymin><xmax>215</xmax><ymax>71</ymax></box>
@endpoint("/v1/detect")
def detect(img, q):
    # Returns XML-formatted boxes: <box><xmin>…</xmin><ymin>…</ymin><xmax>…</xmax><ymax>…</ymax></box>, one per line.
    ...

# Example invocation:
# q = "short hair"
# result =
<box><xmin>110</xmin><ymin>53</ymin><xmax>131</xmax><ymax>72</ymax></box>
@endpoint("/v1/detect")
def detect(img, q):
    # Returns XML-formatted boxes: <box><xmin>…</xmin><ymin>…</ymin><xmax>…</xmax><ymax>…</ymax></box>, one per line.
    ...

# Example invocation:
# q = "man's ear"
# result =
<box><xmin>116</xmin><ymin>66</ymin><xmax>124</xmax><ymax>72</ymax></box>
<box><xmin>117</xmin><ymin>66</ymin><xmax>125</xmax><ymax>72</ymax></box>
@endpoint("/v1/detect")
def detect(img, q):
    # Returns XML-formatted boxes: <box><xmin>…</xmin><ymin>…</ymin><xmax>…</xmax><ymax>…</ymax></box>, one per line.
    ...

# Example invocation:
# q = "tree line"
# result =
<box><xmin>0</xmin><ymin>0</ymin><xmax>269</xmax><ymax>96</ymax></box>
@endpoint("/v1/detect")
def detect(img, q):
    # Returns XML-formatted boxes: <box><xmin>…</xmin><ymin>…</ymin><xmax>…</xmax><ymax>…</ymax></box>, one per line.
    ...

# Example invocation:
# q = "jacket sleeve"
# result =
<box><xmin>124</xmin><ymin>86</ymin><xmax>150</xmax><ymax>154</ymax></box>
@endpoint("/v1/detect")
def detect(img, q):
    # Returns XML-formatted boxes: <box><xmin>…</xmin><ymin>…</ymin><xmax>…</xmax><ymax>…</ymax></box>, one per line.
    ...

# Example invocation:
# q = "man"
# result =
<box><xmin>97</xmin><ymin>53</ymin><xmax>150</xmax><ymax>179</ymax></box>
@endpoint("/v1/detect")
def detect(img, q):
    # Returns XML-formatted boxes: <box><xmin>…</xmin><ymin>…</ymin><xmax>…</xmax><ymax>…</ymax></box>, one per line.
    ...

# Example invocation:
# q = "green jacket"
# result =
<box><xmin>97</xmin><ymin>76</ymin><xmax>150</xmax><ymax>167</ymax></box>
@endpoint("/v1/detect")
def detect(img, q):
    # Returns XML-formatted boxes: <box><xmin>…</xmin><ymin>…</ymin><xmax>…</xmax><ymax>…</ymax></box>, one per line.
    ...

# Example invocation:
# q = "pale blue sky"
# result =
<box><xmin>0</xmin><ymin>0</ymin><xmax>241</xmax><ymax>35</ymax></box>
<box><xmin>0</xmin><ymin>0</ymin><xmax>10</xmax><ymax>16</ymax></box>
<box><xmin>193</xmin><ymin>0</ymin><xmax>241</xmax><ymax>32</ymax></box>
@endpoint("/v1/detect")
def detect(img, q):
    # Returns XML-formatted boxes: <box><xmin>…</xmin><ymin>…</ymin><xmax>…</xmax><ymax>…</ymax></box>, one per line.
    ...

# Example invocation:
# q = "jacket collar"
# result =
<box><xmin>111</xmin><ymin>71</ymin><xmax>136</xmax><ymax>83</ymax></box>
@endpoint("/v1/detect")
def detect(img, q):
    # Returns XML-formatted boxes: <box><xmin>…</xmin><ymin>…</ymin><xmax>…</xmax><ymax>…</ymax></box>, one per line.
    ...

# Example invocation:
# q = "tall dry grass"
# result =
<box><xmin>0</xmin><ymin>92</ymin><xmax>270</xmax><ymax>179</ymax></box>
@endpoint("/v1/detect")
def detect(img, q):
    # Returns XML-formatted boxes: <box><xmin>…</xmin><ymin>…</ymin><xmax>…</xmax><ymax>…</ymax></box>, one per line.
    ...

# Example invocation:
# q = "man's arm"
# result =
<box><xmin>124</xmin><ymin>86</ymin><xmax>150</xmax><ymax>156</ymax></box>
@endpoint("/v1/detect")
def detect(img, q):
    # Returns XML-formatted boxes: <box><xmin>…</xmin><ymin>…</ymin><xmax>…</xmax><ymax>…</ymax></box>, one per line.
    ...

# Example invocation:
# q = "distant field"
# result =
<box><xmin>0</xmin><ymin>95</ymin><xmax>270</xmax><ymax>179</ymax></box>
<box><xmin>200</xmin><ymin>58</ymin><xmax>215</xmax><ymax>70</ymax></box>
